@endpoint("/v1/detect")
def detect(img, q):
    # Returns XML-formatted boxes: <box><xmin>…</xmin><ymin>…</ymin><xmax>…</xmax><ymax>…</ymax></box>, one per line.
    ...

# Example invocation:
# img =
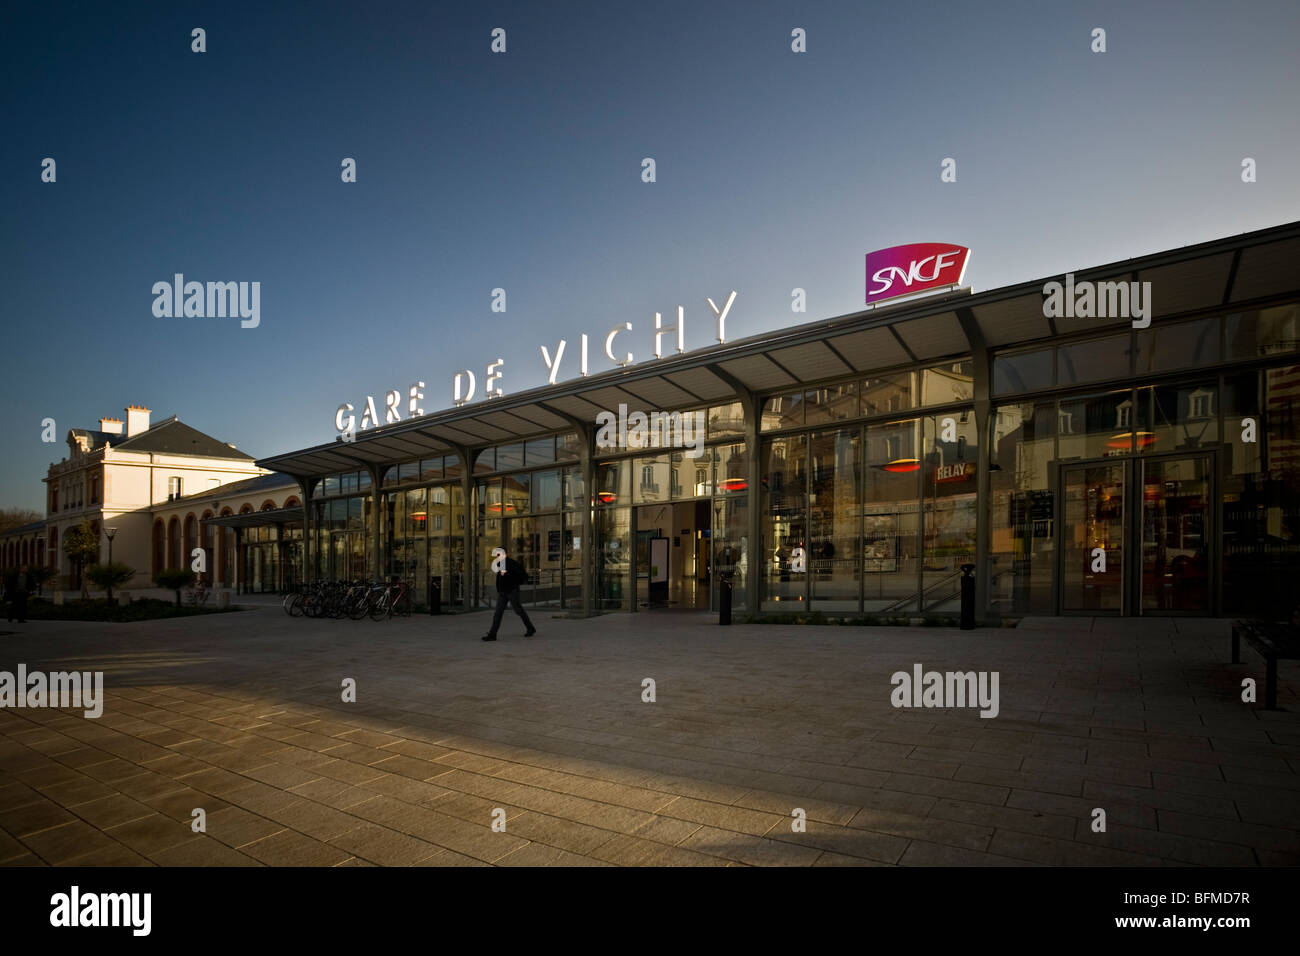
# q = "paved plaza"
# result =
<box><xmin>1</xmin><ymin>605</ymin><xmax>1297</xmax><ymax>866</ymax></box>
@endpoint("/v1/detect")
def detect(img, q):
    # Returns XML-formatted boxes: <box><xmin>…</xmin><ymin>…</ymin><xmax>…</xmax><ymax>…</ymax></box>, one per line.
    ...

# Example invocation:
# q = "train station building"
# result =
<box><xmin>6</xmin><ymin>220</ymin><xmax>1299</xmax><ymax>623</ymax></box>
<box><xmin>251</xmin><ymin>220</ymin><xmax>1300</xmax><ymax>621</ymax></box>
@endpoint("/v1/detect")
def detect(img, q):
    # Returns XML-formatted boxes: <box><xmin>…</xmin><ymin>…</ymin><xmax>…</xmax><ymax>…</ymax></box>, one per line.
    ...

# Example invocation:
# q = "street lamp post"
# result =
<box><xmin>104</xmin><ymin>526</ymin><xmax>118</xmax><ymax>602</ymax></box>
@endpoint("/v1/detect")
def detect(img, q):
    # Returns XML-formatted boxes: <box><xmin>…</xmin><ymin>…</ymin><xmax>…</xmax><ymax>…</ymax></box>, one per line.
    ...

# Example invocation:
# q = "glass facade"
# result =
<box><xmin>252</xmin><ymin>284</ymin><xmax>1299</xmax><ymax>624</ymax></box>
<box><xmin>987</xmin><ymin>308</ymin><xmax>1300</xmax><ymax>617</ymax></box>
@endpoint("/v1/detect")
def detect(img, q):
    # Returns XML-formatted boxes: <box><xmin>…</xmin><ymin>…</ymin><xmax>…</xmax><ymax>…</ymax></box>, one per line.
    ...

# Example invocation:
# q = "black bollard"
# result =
<box><xmin>719</xmin><ymin>573</ymin><xmax>732</xmax><ymax>625</ymax></box>
<box><xmin>429</xmin><ymin>575</ymin><xmax>441</xmax><ymax>615</ymax></box>
<box><xmin>960</xmin><ymin>563</ymin><xmax>976</xmax><ymax>630</ymax></box>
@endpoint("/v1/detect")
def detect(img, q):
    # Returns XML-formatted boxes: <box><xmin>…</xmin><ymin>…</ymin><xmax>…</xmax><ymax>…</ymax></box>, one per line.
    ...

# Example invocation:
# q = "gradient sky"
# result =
<box><xmin>3</xmin><ymin>0</ymin><xmax>1299</xmax><ymax>511</ymax></box>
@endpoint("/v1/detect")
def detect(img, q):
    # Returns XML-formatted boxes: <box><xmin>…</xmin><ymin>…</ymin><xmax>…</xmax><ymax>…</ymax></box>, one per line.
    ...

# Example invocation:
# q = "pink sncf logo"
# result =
<box><xmin>865</xmin><ymin>243</ymin><xmax>970</xmax><ymax>306</ymax></box>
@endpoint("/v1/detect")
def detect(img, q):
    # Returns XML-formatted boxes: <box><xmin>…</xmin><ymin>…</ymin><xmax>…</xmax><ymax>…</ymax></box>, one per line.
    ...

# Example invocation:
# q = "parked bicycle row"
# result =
<box><xmin>283</xmin><ymin>578</ymin><xmax>412</xmax><ymax>620</ymax></box>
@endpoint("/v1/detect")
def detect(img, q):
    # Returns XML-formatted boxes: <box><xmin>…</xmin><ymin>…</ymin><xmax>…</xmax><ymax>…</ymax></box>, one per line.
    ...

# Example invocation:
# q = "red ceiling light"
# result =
<box><xmin>1105</xmin><ymin>432</ymin><xmax>1157</xmax><ymax>450</ymax></box>
<box><xmin>881</xmin><ymin>458</ymin><xmax>921</xmax><ymax>473</ymax></box>
<box><xmin>597</xmin><ymin>491</ymin><xmax>618</xmax><ymax>504</ymax></box>
<box><xmin>718</xmin><ymin>478</ymin><xmax>748</xmax><ymax>492</ymax></box>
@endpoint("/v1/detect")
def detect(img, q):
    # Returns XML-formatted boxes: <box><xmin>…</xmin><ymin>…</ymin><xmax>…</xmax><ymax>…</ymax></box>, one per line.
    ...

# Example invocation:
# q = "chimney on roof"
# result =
<box><xmin>125</xmin><ymin>405</ymin><xmax>151</xmax><ymax>437</ymax></box>
<box><xmin>98</xmin><ymin>417</ymin><xmax>123</xmax><ymax>435</ymax></box>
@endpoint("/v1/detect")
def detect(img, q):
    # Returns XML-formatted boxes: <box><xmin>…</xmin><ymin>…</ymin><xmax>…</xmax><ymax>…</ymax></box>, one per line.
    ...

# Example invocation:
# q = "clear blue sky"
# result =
<box><xmin>3</xmin><ymin>0</ymin><xmax>1298</xmax><ymax>511</ymax></box>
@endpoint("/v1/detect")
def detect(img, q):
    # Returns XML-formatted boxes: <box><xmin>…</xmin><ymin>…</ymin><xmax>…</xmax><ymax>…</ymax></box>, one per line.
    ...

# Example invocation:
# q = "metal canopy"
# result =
<box><xmin>207</xmin><ymin>506</ymin><xmax>304</xmax><ymax>529</ymax></box>
<box><xmin>258</xmin><ymin>221</ymin><xmax>1300</xmax><ymax>478</ymax></box>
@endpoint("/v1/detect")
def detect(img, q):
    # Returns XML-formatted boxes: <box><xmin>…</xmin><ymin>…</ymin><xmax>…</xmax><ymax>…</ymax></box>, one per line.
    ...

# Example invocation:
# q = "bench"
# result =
<box><xmin>1232</xmin><ymin>619</ymin><xmax>1300</xmax><ymax>710</ymax></box>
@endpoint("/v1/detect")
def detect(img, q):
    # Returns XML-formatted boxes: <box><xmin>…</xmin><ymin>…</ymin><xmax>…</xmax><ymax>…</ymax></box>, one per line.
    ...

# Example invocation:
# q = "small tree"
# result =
<box><xmin>62</xmin><ymin>520</ymin><xmax>100</xmax><ymax>599</ymax></box>
<box><xmin>87</xmin><ymin>562</ymin><xmax>136</xmax><ymax>603</ymax></box>
<box><xmin>29</xmin><ymin>565</ymin><xmax>56</xmax><ymax>596</ymax></box>
<box><xmin>156</xmin><ymin>568</ymin><xmax>196</xmax><ymax>607</ymax></box>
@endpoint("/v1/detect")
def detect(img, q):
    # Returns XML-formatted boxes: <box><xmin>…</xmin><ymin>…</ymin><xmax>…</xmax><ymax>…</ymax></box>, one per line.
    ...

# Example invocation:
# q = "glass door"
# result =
<box><xmin>1060</xmin><ymin>463</ymin><xmax>1126</xmax><ymax>613</ymax></box>
<box><xmin>1140</xmin><ymin>455</ymin><xmax>1212</xmax><ymax>613</ymax></box>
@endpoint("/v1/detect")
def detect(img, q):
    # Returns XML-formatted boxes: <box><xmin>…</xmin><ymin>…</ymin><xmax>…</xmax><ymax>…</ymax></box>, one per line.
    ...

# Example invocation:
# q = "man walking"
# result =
<box><xmin>482</xmin><ymin>548</ymin><xmax>536</xmax><ymax>641</ymax></box>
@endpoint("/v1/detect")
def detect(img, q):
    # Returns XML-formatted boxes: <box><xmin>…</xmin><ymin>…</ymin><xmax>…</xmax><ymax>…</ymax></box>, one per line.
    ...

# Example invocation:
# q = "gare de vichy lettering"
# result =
<box><xmin>334</xmin><ymin>290</ymin><xmax>738</xmax><ymax>441</ymax></box>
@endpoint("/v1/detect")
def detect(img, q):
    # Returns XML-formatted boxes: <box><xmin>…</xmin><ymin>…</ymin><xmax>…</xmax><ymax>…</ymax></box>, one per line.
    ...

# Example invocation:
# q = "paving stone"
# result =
<box><xmin>900</xmin><ymin>840</ymin><xmax>1040</xmax><ymax>866</ymax></box>
<box><xmin>2</xmin><ymin>609</ymin><xmax>1296</xmax><ymax>866</ymax></box>
<box><xmin>589</xmin><ymin>833</ymin><xmax>732</xmax><ymax>866</ymax></box>
<box><xmin>1079</xmin><ymin>822</ymin><xmax>1256</xmax><ymax>866</ymax></box>
<box><xmin>2</xmin><ymin>797</ymin><xmax>78</xmax><ymax>837</ymax></box>
<box><xmin>241</xmin><ymin>829</ymin><xmax>354</xmax><ymax>866</ymax></box>
<box><xmin>328</xmin><ymin>823</ymin><xmax>446</xmax><ymax>866</ymax></box>
<box><xmin>988</xmin><ymin>830</ymin><xmax>1167</xmax><ymax>866</ymax></box>
<box><xmin>148</xmin><ymin>836</ymin><xmax>262</xmax><ymax>867</ymax></box>
<box><xmin>494</xmin><ymin>842</ymin><xmax>615</xmax><ymax>866</ymax></box>
<box><xmin>201</xmin><ymin>806</ymin><xmax>286</xmax><ymax>848</ymax></box>
<box><xmin>928</xmin><ymin>798</ymin><xmax>1076</xmax><ymax>840</ymax></box>
<box><xmin>765</xmin><ymin>821</ymin><xmax>909</xmax><ymax>864</ymax></box>
<box><xmin>678</xmin><ymin>825</ymin><xmax>823</xmax><ymax>866</ymax></box>
<box><xmin>63</xmin><ymin>842</ymin><xmax>155</xmax><ymax>866</ymax></box>
<box><xmin>102</xmin><ymin>813</ymin><xmax>193</xmax><ymax>856</ymax></box>
<box><xmin>65</xmin><ymin>794</ymin><xmax>156</xmax><ymax>830</ymax></box>
<box><xmin>501</xmin><ymin>811</ymin><xmax>619</xmax><ymax>855</ymax></box>
<box><xmin>810</xmin><ymin>850</ymin><xmax>893</xmax><ymax>866</ymax></box>
<box><xmin>848</xmin><ymin>806</ymin><xmax>992</xmax><ymax>851</ymax></box>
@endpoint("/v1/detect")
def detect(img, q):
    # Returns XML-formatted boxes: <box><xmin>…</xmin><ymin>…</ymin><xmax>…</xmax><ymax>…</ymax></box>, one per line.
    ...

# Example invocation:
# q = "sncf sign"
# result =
<box><xmin>865</xmin><ymin>243</ymin><xmax>970</xmax><ymax>306</ymax></box>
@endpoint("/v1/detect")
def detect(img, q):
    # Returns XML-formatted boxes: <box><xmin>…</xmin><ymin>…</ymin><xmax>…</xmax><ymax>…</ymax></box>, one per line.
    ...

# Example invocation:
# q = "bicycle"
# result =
<box><xmin>369</xmin><ymin>578</ymin><xmax>411</xmax><ymax>620</ymax></box>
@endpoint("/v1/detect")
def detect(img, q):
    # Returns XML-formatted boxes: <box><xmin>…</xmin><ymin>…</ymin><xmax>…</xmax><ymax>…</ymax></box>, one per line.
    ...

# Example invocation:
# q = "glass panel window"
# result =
<box><xmin>806</xmin><ymin>383</ymin><xmax>858</xmax><ymax>426</ymax></box>
<box><xmin>420</xmin><ymin>458</ymin><xmax>443</xmax><ymax>481</ymax></box>
<box><xmin>860</xmin><ymin>374</ymin><xmax>912</xmax><ymax>417</ymax></box>
<box><xmin>993</xmin><ymin>348</ymin><xmax>1054</xmax><ymax>394</ymax></box>
<box><xmin>357</xmin><ymin>471</ymin><xmax>371</xmax><ymax>491</ymax></box>
<box><xmin>634</xmin><ymin>455</ymin><xmax>671</xmax><ymax>503</ymax></box>
<box><xmin>1139</xmin><ymin>382</ymin><xmax>1219</xmax><ymax>454</ymax></box>
<box><xmin>989</xmin><ymin>402</ymin><xmax>1057</xmax><ymax>615</ymax></box>
<box><xmin>708</xmin><ymin>402</ymin><xmax>746</xmax><ymax>440</ymax></box>
<box><xmin>761</xmin><ymin>435</ymin><xmax>808</xmax><ymax>608</ymax></box>
<box><xmin>761</xmin><ymin>393</ymin><xmax>804</xmax><ymax>431</ymax></box>
<box><xmin>1222</xmin><ymin>362</ymin><xmax>1300</xmax><ymax>615</ymax></box>
<box><xmin>595</xmin><ymin>507</ymin><xmax>632</xmax><ymax>610</ymax></box>
<box><xmin>532</xmin><ymin>469</ymin><xmax>562</xmax><ymax>513</ymax></box>
<box><xmin>1057</xmin><ymin>390</ymin><xmax>1137</xmax><ymax>460</ymax></box>
<box><xmin>1226</xmin><ymin>305</ymin><xmax>1300</xmax><ymax>360</ymax></box>
<box><xmin>594</xmin><ymin>460</ymin><xmax>630</xmax><ymax>506</ymax></box>
<box><xmin>713</xmin><ymin>494</ymin><xmax>749</xmax><ymax>610</ymax></box>
<box><xmin>502</xmin><ymin>472</ymin><xmax>530</xmax><ymax>516</ymax></box>
<box><xmin>919</xmin><ymin>361</ymin><xmax>974</xmax><ymax>405</ymax></box>
<box><xmin>862</xmin><ymin>419</ymin><xmax>921</xmax><ymax>611</ymax></box>
<box><xmin>525</xmin><ymin>437</ymin><xmax>555</xmax><ymax>466</ymax></box>
<box><xmin>714</xmin><ymin>442</ymin><xmax>748</xmax><ymax>495</ymax></box>
<box><xmin>1058</xmin><ymin>333</ymin><xmax>1133</xmax><ymax>386</ymax></box>
<box><xmin>556</xmin><ymin>432</ymin><xmax>582</xmax><ymax>459</ymax></box>
<box><xmin>403</xmin><ymin>488</ymin><xmax>427</xmax><ymax>537</ymax></box>
<box><xmin>1133</xmin><ymin>316</ymin><xmax>1221</xmax><ymax>374</ymax></box>
<box><xmin>443</xmin><ymin>453</ymin><xmax>463</xmax><ymax>479</ymax></box>
<box><xmin>474</xmin><ymin>448</ymin><xmax>495</xmax><ymax>474</ymax></box>
<box><xmin>809</xmin><ymin>429</ymin><xmax>861</xmax><ymax>611</ymax></box>
<box><xmin>922</xmin><ymin>412</ymin><xmax>978</xmax><ymax>611</ymax></box>
<box><xmin>478</xmin><ymin>479</ymin><xmax>501</xmax><ymax>520</ymax></box>
<box><xmin>1222</xmin><ymin>370</ymin><xmax>1262</xmax><ymax>477</ymax></box>
<box><xmin>563</xmin><ymin>467</ymin><xmax>585</xmax><ymax>511</ymax></box>
<box><xmin>496</xmin><ymin>443</ymin><xmax>524</xmax><ymax>471</ymax></box>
